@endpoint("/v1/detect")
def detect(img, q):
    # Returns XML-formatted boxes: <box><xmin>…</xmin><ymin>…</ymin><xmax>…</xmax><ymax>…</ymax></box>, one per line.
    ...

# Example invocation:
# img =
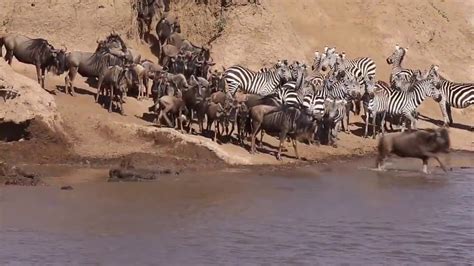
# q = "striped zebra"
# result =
<box><xmin>320</xmin><ymin>49</ymin><xmax>376</xmax><ymax>115</ymax></box>
<box><xmin>223</xmin><ymin>61</ymin><xmax>292</xmax><ymax>96</ymax></box>
<box><xmin>306</xmin><ymin>51</ymin><xmax>326</xmax><ymax>88</ymax></box>
<box><xmin>427</xmin><ymin>65</ymin><xmax>473</xmax><ymax>126</ymax></box>
<box><xmin>386</xmin><ymin>44</ymin><xmax>420</xmax><ymax>86</ymax></box>
<box><xmin>363</xmin><ymin>78</ymin><xmax>442</xmax><ymax>138</ymax></box>
<box><xmin>320</xmin><ymin>49</ymin><xmax>376</xmax><ymax>87</ymax></box>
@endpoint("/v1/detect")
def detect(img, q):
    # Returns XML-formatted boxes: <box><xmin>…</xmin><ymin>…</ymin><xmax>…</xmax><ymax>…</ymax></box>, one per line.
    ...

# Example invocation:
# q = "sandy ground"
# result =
<box><xmin>0</xmin><ymin>0</ymin><xmax>473</xmax><ymax>169</ymax></box>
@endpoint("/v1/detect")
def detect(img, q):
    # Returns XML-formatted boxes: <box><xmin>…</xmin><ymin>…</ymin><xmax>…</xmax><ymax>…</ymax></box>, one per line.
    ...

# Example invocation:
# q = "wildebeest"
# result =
<box><xmin>250</xmin><ymin>105</ymin><xmax>316</xmax><ymax>160</ymax></box>
<box><xmin>150</xmin><ymin>95</ymin><xmax>187</xmax><ymax>132</ymax></box>
<box><xmin>136</xmin><ymin>0</ymin><xmax>160</xmax><ymax>41</ymax></box>
<box><xmin>64</xmin><ymin>34</ymin><xmax>127</xmax><ymax>96</ymax></box>
<box><xmin>156</xmin><ymin>15</ymin><xmax>180</xmax><ymax>47</ymax></box>
<box><xmin>99</xmin><ymin>65</ymin><xmax>137</xmax><ymax>114</ymax></box>
<box><xmin>1</xmin><ymin>34</ymin><xmax>66</xmax><ymax>89</ymax></box>
<box><xmin>376</xmin><ymin>128</ymin><xmax>450</xmax><ymax>174</ymax></box>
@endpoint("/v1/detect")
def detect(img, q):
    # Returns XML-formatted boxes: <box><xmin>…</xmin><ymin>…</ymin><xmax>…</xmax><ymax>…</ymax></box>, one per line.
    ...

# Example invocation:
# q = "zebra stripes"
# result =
<box><xmin>437</xmin><ymin>76</ymin><xmax>474</xmax><ymax>125</ymax></box>
<box><xmin>363</xmin><ymin>79</ymin><xmax>441</xmax><ymax>138</ymax></box>
<box><xmin>223</xmin><ymin>63</ymin><xmax>291</xmax><ymax>96</ymax></box>
<box><xmin>386</xmin><ymin>45</ymin><xmax>418</xmax><ymax>85</ymax></box>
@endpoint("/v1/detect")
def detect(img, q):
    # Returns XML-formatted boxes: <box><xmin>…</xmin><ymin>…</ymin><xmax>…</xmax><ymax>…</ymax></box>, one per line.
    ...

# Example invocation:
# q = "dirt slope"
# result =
<box><xmin>0</xmin><ymin>0</ymin><xmax>472</xmax><ymax>165</ymax></box>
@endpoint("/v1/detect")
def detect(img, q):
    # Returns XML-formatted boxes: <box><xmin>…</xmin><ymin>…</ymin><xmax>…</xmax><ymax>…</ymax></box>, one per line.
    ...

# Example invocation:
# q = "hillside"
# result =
<box><xmin>0</xmin><ymin>0</ymin><xmax>472</xmax><ymax>165</ymax></box>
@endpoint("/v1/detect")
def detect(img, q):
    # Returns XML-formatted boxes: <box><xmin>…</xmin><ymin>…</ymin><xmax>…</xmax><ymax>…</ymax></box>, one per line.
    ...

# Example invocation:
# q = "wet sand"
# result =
<box><xmin>0</xmin><ymin>152</ymin><xmax>473</xmax><ymax>264</ymax></box>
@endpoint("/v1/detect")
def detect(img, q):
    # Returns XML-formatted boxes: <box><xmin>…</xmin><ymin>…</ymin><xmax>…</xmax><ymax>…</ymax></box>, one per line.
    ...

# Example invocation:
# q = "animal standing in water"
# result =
<box><xmin>376</xmin><ymin>128</ymin><xmax>450</xmax><ymax>174</ymax></box>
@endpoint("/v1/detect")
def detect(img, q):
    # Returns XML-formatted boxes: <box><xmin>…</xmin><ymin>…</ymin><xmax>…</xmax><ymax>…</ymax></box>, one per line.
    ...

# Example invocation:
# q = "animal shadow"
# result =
<box><xmin>418</xmin><ymin>114</ymin><xmax>472</xmax><ymax>132</ymax></box>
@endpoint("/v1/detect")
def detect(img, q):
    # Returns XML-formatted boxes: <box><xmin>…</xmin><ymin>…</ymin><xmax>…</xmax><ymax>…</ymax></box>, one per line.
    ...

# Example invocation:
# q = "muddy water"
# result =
<box><xmin>1</xmin><ymin>154</ymin><xmax>473</xmax><ymax>265</ymax></box>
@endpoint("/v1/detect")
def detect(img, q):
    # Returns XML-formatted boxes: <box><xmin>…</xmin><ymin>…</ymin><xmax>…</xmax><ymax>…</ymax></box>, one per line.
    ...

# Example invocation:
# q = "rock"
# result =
<box><xmin>60</xmin><ymin>185</ymin><xmax>73</xmax><ymax>190</ymax></box>
<box><xmin>0</xmin><ymin>60</ymin><xmax>64</xmax><ymax>133</ymax></box>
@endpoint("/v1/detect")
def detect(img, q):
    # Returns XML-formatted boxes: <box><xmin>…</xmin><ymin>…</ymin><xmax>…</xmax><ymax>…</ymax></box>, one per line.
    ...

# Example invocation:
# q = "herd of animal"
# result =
<box><xmin>0</xmin><ymin>4</ymin><xmax>472</xmax><ymax>167</ymax></box>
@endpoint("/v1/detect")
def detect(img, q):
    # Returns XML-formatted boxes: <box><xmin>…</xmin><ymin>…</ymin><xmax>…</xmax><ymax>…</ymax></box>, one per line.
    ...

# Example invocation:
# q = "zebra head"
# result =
<box><xmin>312</xmin><ymin>51</ymin><xmax>323</xmax><ymax>71</ymax></box>
<box><xmin>320</xmin><ymin>47</ymin><xmax>338</xmax><ymax>72</ymax></box>
<box><xmin>275</xmin><ymin>60</ymin><xmax>292</xmax><ymax>84</ymax></box>
<box><xmin>414</xmin><ymin>77</ymin><xmax>442</xmax><ymax>101</ymax></box>
<box><xmin>343</xmin><ymin>73</ymin><xmax>363</xmax><ymax>100</ymax></box>
<box><xmin>386</xmin><ymin>44</ymin><xmax>407</xmax><ymax>65</ymax></box>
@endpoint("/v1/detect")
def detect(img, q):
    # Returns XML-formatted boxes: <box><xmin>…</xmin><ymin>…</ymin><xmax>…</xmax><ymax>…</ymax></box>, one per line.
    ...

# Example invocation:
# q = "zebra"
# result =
<box><xmin>386</xmin><ymin>44</ymin><xmax>417</xmax><ymax>83</ymax></box>
<box><xmin>223</xmin><ymin>61</ymin><xmax>292</xmax><ymax>96</ymax></box>
<box><xmin>320</xmin><ymin>49</ymin><xmax>376</xmax><ymax>115</ymax></box>
<box><xmin>363</xmin><ymin>78</ymin><xmax>442</xmax><ymax>138</ymax></box>
<box><xmin>306</xmin><ymin>51</ymin><xmax>326</xmax><ymax>88</ymax></box>
<box><xmin>427</xmin><ymin>65</ymin><xmax>473</xmax><ymax>126</ymax></box>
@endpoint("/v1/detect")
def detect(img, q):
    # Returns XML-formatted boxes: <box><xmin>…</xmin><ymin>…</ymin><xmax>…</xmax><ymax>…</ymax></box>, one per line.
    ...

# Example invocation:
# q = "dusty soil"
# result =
<box><xmin>0</xmin><ymin>0</ymin><xmax>472</xmax><ymax>174</ymax></box>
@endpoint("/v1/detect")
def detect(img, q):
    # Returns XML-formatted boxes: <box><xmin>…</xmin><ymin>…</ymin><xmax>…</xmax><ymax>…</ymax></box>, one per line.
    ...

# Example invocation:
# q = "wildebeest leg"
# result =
<box><xmin>109</xmin><ymin>86</ymin><xmax>114</xmax><ymax>113</ymax></box>
<box><xmin>5</xmin><ymin>48</ymin><xmax>13</xmax><ymax>64</ymax></box>
<box><xmin>292</xmin><ymin>138</ymin><xmax>299</xmax><ymax>159</ymax></box>
<box><xmin>213</xmin><ymin>120</ymin><xmax>219</xmax><ymax>142</ymax></box>
<box><xmin>65</xmin><ymin>67</ymin><xmax>78</xmax><ymax>96</ymax></box>
<box><xmin>277</xmin><ymin>131</ymin><xmax>286</xmax><ymax>160</ymax></box>
<box><xmin>119</xmin><ymin>93</ymin><xmax>125</xmax><ymax>116</ymax></box>
<box><xmin>161</xmin><ymin>109</ymin><xmax>174</xmax><ymax>127</ymax></box>
<box><xmin>40</xmin><ymin>67</ymin><xmax>46</xmax><ymax>89</ymax></box>
<box><xmin>422</xmin><ymin>158</ymin><xmax>429</xmax><ymax>174</ymax></box>
<box><xmin>258</xmin><ymin>131</ymin><xmax>264</xmax><ymax>148</ymax></box>
<box><xmin>424</xmin><ymin>152</ymin><xmax>447</xmax><ymax>172</ymax></box>
<box><xmin>250</xmin><ymin>125</ymin><xmax>261</xmax><ymax>154</ymax></box>
<box><xmin>34</xmin><ymin>64</ymin><xmax>42</xmax><ymax>87</ymax></box>
<box><xmin>96</xmin><ymin>75</ymin><xmax>105</xmax><ymax>103</ymax></box>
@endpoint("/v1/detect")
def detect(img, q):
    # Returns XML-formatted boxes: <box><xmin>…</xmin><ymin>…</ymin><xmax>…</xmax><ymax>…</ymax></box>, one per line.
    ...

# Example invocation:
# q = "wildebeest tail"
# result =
<box><xmin>0</xmin><ymin>35</ymin><xmax>4</xmax><ymax>57</ymax></box>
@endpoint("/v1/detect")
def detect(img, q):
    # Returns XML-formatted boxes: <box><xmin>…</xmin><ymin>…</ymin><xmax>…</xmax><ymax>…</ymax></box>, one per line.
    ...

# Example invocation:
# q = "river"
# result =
<box><xmin>1</xmin><ymin>154</ymin><xmax>473</xmax><ymax>265</ymax></box>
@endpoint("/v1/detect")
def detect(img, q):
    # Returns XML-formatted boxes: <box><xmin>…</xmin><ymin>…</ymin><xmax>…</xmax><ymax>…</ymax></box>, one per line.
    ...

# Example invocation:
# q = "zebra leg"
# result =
<box><xmin>364</xmin><ymin>111</ymin><xmax>369</xmax><ymax>138</ymax></box>
<box><xmin>446</xmin><ymin>103</ymin><xmax>453</xmax><ymax>126</ymax></box>
<box><xmin>405</xmin><ymin>112</ymin><xmax>416</xmax><ymax>131</ymax></box>
<box><xmin>259</xmin><ymin>131</ymin><xmax>264</xmax><ymax>148</ymax></box>
<box><xmin>381</xmin><ymin>112</ymin><xmax>386</xmax><ymax>136</ymax></box>
<box><xmin>372</xmin><ymin>112</ymin><xmax>377</xmax><ymax>139</ymax></box>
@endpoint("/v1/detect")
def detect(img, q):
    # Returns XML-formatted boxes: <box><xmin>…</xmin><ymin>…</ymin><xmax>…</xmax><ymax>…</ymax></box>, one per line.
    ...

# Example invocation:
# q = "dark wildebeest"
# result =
<box><xmin>136</xmin><ymin>0</ymin><xmax>160</xmax><ymax>41</ymax></box>
<box><xmin>1</xmin><ymin>34</ymin><xmax>66</xmax><ymax>89</ymax></box>
<box><xmin>99</xmin><ymin>65</ymin><xmax>137</xmax><ymax>115</ymax></box>
<box><xmin>183</xmin><ymin>75</ymin><xmax>210</xmax><ymax>133</ymax></box>
<box><xmin>156</xmin><ymin>16</ymin><xmax>180</xmax><ymax>47</ymax></box>
<box><xmin>250</xmin><ymin>105</ymin><xmax>316</xmax><ymax>160</ymax></box>
<box><xmin>376</xmin><ymin>128</ymin><xmax>450</xmax><ymax>174</ymax></box>
<box><xmin>64</xmin><ymin>34</ymin><xmax>127</xmax><ymax>96</ymax></box>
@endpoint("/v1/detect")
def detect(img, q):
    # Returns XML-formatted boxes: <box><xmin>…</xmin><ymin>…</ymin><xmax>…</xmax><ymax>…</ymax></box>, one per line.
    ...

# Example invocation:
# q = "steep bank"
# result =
<box><xmin>0</xmin><ymin>0</ymin><xmax>472</xmax><ymax>166</ymax></box>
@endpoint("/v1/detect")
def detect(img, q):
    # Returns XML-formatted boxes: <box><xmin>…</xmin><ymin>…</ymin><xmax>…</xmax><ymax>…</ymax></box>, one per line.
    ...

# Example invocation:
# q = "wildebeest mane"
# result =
<box><xmin>89</xmin><ymin>48</ymin><xmax>125</xmax><ymax>76</ymax></box>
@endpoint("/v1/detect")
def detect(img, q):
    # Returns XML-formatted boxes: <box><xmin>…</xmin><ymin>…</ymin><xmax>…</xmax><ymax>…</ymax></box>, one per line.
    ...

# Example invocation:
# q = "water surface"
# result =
<box><xmin>1</xmin><ymin>155</ymin><xmax>473</xmax><ymax>265</ymax></box>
